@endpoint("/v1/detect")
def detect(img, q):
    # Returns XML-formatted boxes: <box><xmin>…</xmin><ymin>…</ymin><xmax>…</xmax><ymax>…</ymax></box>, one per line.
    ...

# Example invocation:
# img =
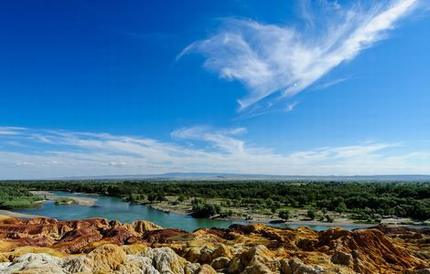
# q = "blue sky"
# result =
<box><xmin>0</xmin><ymin>0</ymin><xmax>429</xmax><ymax>179</ymax></box>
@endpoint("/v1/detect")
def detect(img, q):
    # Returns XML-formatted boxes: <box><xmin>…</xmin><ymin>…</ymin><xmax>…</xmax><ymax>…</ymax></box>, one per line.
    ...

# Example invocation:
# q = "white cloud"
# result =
<box><xmin>284</xmin><ymin>102</ymin><xmax>299</xmax><ymax>113</ymax></box>
<box><xmin>0</xmin><ymin>126</ymin><xmax>429</xmax><ymax>179</ymax></box>
<box><xmin>313</xmin><ymin>78</ymin><xmax>349</xmax><ymax>91</ymax></box>
<box><xmin>0</xmin><ymin>127</ymin><xmax>24</xmax><ymax>136</ymax></box>
<box><xmin>181</xmin><ymin>0</ymin><xmax>419</xmax><ymax>111</ymax></box>
<box><xmin>171</xmin><ymin>126</ymin><xmax>247</xmax><ymax>154</ymax></box>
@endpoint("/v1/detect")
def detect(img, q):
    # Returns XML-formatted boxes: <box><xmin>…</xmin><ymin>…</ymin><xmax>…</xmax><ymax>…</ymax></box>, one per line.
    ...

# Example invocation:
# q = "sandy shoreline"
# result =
<box><xmin>0</xmin><ymin>210</ymin><xmax>41</xmax><ymax>219</ymax></box>
<box><xmin>147</xmin><ymin>201</ymin><xmax>377</xmax><ymax>228</ymax></box>
<box><xmin>0</xmin><ymin>208</ymin><xmax>367</xmax><ymax>229</ymax></box>
<box><xmin>31</xmin><ymin>191</ymin><xmax>97</xmax><ymax>206</ymax></box>
<box><xmin>2</xmin><ymin>205</ymin><xmax>426</xmax><ymax>230</ymax></box>
<box><xmin>146</xmin><ymin>198</ymin><xmax>429</xmax><ymax>228</ymax></box>
<box><xmin>0</xmin><ymin>208</ymin><xmax>420</xmax><ymax>231</ymax></box>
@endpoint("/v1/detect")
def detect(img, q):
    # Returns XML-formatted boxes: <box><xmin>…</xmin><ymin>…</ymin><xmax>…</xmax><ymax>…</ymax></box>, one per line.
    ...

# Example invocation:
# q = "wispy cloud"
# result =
<box><xmin>171</xmin><ymin>126</ymin><xmax>247</xmax><ymax>154</ymax></box>
<box><xmin>0</xmin><ymin>126</ymin><xmax>429</xmax><ymax>179</ymax></box>
<box><xmin>180</xmin><ymin>0</ymin><xmax>419</xmax><ymax>111</ymax></box>
<box><xmin>284</xmin><ymin>102</ymin><xmax>299</xmax><ymax>113</ymax></box>
<box><xmin>313</xmin><ymin>78</ymin><xmax>349</xmax><ymax>91</ymax></box>
<box><xmin>0</xmin><ymin>127</ymin><xmax>24</xmax><ymax>136</ymax></box>
<box><xmin>233</xmin><ymin>101</ymin><xmax>299</xmax><ymax>120</ymax></box>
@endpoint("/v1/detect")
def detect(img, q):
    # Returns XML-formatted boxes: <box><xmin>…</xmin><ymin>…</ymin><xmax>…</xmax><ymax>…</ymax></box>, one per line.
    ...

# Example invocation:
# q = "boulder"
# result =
<box><xmin>62</xmin><ymin>255</ymin><xmax>94</xmax><ymax>273</ymax></box>
<box><xmin>2</xmin><ymin>253</ymin><xmax>65</xmax><ymax>274</ymax></box>
<box><xmin>240</xmin><ymin>245</ymin><xmax>274</xmax><ymax>266</ymax></box>
<box><xmin>122</xmin><ymin>243</ymin><xmax>149</xmax><ymax>255</ymax></box>
<box><xmin>199</xmin><ymin>245</ymin><xmax>216</xmax><ymax>264</ymax></box>
<box><xmin>211</xmin><ymin>256</ymin><xmax>231</xmax><ymax>270</ymax></box>
<box><xmin>145</xmin><ymin>247</ymin><xmax>189</xmax><ymax>274</ymax></box>
<box><xmin>0</xmin><ymin>262</ymin><xmax>11</xmax><ymax>272</ymax></box>
<box><xmin>183</xmin><ymin>246</ymin><xmax>203</xmax><ymax>263</ymax></box>
<box><xmin>297</xmin><ymin>238</ymin><xmax>317</xmax><ymax>251</ymax></box>
<box><xmin>117</xmin><ymin>255</ymin><xmax>158</xmax><ymax>274</ymax></box>
<box><xmin>87</xmin><ymin>243</ymin><xmax>127</xmax><ymax>272</ymax></box>
<box><xmin>185</xmin><ymin>262</ymin><xmax>201</xmax><ymax>274</ymax></box>
<box><xmin>241</xmin><ymin>261</ymin><xmax>274</xmax><ymax>274</ymax></box>
<box><xmin>196</xmin><ymin>264</ymin><xmax>218</xmax><ymax>274</ymax></box>
<box><xmin>412</xmin><ymin>269</ymin><xmax>430</xmax><ymax>274</ymax></box>
<box><xmin>211</xmin><ymin>244</ymin><xmax>233</xmax><ymax>260</ymax></box>
<box><xmin>331</xmin><ymin>250</ymin><xmax>352</xmax><ymax>266</ymax></box>
<box><xmin>229</xmin><ymin>245</ymin><xmax>276</xmax><ymax>273</ymax></box>
<box><xmin>132</xmin><ymin>220</ymin><xmax>162</xmax><ymax>233</ymax></box>
<box><xmin>280</xmin><ymin>257</ymin><xmax>323</xmax><ymax>274</ymax></box>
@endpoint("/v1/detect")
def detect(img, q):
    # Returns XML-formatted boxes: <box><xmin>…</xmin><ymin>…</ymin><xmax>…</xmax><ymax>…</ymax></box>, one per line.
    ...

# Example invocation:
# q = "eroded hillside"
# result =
<box><xmin>0</xmin><ymin>216</ymin><xmax>429</xmax><ymax>273</ymax></box>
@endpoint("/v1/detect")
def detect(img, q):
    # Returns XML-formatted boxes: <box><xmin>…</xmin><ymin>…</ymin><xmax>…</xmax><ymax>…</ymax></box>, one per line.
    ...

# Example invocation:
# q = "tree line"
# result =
<box><xmin>1</xmin><ymin>180</ymin><xmax>429</xmax><ymax>221</ymax></box>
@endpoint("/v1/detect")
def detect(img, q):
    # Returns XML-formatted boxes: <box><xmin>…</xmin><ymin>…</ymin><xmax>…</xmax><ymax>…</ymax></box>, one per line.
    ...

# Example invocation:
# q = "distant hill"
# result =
<box><xmin>55</xmin><ymin>173</ymin><xmax>430</xmax><ymax>182</ymax></box>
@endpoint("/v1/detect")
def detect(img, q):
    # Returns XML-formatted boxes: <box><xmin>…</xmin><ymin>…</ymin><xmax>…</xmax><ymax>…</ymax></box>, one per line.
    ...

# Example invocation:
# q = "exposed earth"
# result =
<box><xmin>0</xmin><ymin>216</ymin><xmax>429</xmax><ymax>274</ymax></box>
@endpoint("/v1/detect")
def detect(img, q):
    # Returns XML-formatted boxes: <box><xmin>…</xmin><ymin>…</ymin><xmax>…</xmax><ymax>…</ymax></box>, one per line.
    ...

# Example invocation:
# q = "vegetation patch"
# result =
<box><xmin>0</xmin><ymin>186</ymin><xmax>42</xmax><ymax>209</ymax></box>
<box><xmin>54</xmin><ymin>198</ymin><xmax>77</xmax><ymax>205</ymax></box>
<box><xmin>1</xmin><ymin>181</ymin><xmax>429</xmax><ymax>223</ymax></box>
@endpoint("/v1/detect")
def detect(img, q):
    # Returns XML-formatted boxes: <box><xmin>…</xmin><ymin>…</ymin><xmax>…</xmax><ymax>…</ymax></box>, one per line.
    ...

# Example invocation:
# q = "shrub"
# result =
<box><xmin>325</xmin><ymin>215</ymin><xmax>334</xmax><ymax>223</ymax></box>
<box><xmin>192</xmin><ymin>202</ymin><xmax>221</xmax><ymax>218</ymax></box>
<box><xmin>307</xmin><ymin>209</ymin><xmax>316</xmax><ymax>220</ymax></box>
<box><xmin>278</xmin><ymin>210</ymin><xmax>290</xmax><ymax>220</ymax></box>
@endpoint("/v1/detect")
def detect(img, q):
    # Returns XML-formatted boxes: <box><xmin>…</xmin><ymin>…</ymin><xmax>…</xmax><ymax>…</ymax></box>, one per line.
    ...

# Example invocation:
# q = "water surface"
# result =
<box><xmin>16</xmin><ymin>192</ymin><xmax>234</xmax><ymax>231</ymax></box>
<box><xmin>15</xmin><ymin>191</ymin><xmax>367</xmax><ymax>232</ymax></box>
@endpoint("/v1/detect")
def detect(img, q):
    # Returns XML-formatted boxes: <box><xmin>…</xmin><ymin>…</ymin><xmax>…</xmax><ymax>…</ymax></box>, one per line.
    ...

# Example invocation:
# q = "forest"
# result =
<box><xmin>1</xmin><ymin>180</ymin><xmax>429</xmax><ymax>221</ymax></box>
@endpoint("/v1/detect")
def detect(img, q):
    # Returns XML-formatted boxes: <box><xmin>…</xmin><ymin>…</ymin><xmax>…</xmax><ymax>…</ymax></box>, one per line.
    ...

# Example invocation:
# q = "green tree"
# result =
<box><xmin>177</xmin><ymin>195</ymin><xmax>186</xmax><ymax>203</ymax></box>
<box><xmin>307</xmin><ymin>209</ymin><xmax>316</xmax><ymax>220</ymax></box>
<box><xmin>335</xmin><ymin>201</ymin><xmax>347</xmax><ymax>213</ymax></box>
<box><xmin>278</xmin><ymin>210</ymin><xmax>290</xmax><ymax>220</ymax></box>
<box><xmin>192</xmin><ymin>202</ymin><xmax>221</xmax><ymax>218</ymax></box>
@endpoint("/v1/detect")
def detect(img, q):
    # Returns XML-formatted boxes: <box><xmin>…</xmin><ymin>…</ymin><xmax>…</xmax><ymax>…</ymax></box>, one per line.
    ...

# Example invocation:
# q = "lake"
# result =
<box><xmin>15</xmin><ymin>191</ymin><xmax>368</xmax><ymax>232</ymax></box>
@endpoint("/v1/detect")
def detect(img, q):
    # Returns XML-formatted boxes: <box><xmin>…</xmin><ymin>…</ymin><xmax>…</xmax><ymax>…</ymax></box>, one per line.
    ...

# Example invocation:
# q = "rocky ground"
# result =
<box><xmin>0</xmin><ymin>216</ymin><xmax>429</xmax><ymax>273</ymax></box>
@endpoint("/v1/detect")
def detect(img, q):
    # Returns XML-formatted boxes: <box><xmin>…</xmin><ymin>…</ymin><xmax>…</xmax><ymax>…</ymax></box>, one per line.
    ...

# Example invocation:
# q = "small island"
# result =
<box><xmin>54</xmin><ymin>197</ymin><xmax>77</xmax><ymax>205</ymax></box>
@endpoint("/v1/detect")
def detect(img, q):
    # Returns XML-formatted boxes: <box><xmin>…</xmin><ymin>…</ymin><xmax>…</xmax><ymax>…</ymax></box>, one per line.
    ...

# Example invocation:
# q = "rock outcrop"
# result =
<box><xmin>0</xmin><ymin>244</ymin><xmax>211</xmax><ymax>274</ymax></box>
<box><xmin>0</xmin><ymin>216</ymin><xmax>428</xmax><ymax>273</ymax></box>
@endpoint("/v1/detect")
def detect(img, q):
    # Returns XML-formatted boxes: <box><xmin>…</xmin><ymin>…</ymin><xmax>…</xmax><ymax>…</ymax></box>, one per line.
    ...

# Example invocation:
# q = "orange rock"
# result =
<box><xmin>0</xmin><ymin>217</ymin><xmax>428</xmax><ymax>273</ymax></box>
